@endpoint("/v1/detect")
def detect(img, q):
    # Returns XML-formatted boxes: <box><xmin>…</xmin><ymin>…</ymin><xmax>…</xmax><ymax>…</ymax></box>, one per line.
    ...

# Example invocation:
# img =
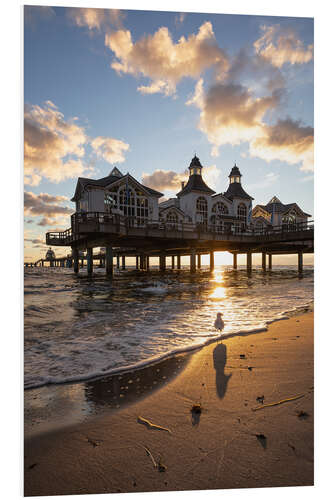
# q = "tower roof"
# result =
<box><xmin>189</xmin><ymin>154</ymin><xmax>203</xmax><ymax>168</ymax></box>
<box><xmin>223</xmin><ymin>182</ymin><xmax>254</xmax><ymax>200</ymax></box>
<box><xmin>228</xmin><ymin>164</ymin><xmax>242</xmax><ymax>177</ymax></box>
<box><xmin>177</xmin><ymin>155</ymin><xmax>215</xmax><ymax>196</ymax></box>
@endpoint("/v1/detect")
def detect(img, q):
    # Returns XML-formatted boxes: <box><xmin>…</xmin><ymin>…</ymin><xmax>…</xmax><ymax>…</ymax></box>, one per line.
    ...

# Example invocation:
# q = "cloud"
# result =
<box><xmin>67</xmin><ymin>7</ymin><xmax>125</xmax><ymax>31</ymax></box>
<box><xmin>24</xmin><ymin>191</ymin><xmax>73</xmax><ymax>218</ymax></box>
<box><xmin>187</xmin><ymin>78</ymin><xmax>281</xmax><ymax>155</ymax></box>
<box><xmin>142</xmin><ymin>164</ymin><xmax>220</xmax><ymax>194</ymax></box>
<box><xmin>24</xmin><ymin>101</ymin><xmax>89</xmax><ymax>185</ymax></box>
<box><xmin>254</xmin><ymin>25</ymin><xmax>313</xmax><ymax>68</ymax></box>
<box><xmin>249</xmin><ymin>118</ymin><xmax>314</xmax><ymax>172</ymax></box>
<box><xmin>91</xmin><ymin>136</ymin><xmax>129</xmax><ymax>164</ymax></box>
<box><xmin>24</xmin><ymin>101</ymin><xmax>129</xmax><ymax>185</ymax></box>
<box><xmin>105</xmin><ymin>22</ymin><xmax>229</xmax><ymax>95</ymax></box>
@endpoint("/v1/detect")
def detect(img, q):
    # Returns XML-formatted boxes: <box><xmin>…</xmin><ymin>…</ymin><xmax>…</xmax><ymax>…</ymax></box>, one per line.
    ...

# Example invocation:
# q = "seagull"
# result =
<box><xmin>214</xmin><ymin>312</ymin><xmax>225</xmax><ymax>332</ymax></box>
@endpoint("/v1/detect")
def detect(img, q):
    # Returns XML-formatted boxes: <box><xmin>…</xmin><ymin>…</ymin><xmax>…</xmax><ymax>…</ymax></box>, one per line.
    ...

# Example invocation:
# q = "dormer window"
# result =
<box><xmin>230</xmin><ymin>176</ymin><xmax>240</xmax><ymax>183</ymax></box>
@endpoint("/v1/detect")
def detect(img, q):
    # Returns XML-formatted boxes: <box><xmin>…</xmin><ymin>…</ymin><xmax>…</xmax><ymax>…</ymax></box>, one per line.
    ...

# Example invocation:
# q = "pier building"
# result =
<box><xmin>39</xmin><ymin>154</ymin><xmax>313</xmax><ymax>276</ymax></box>
<box><xmin>252</xmin><ymin>196</ymin><xmax>311</xmax><ymax>232</ymax></box>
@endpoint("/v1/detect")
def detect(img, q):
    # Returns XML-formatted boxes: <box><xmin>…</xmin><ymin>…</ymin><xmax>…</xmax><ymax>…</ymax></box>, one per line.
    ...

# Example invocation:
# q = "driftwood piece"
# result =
<box><xmin>252</xmin><ymin>394</ymin><xmax>305</xmax><ymax>411</ymax></box>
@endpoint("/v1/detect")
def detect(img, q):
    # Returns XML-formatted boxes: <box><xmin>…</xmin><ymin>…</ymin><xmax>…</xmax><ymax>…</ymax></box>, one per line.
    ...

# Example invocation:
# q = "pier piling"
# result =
<box><xmin>247</xmin><ymin>251</ymin><xmax>252</xmax><ymax>273</ymax></box>
<box><xmin>210</xmin><ymin>250</ymin><xmax>214</xmax><ymax>272</ymax></box>
<box><xmin>190</xmin><ymin>248</ymin><xmax>196</xmax><ymax>273</ymax></box>
<box><xmin>177</xmin><ymin>254</ymin><xmax>181</xmax><ymax>270</ymax></box>
<box><xmin>159</xmin><ymin>252</ymin><xmax>166</xmax><ymax>272</ymax></box>
<box><xmin>73</xmin><ymin>249</ymin><xmax>79</xmax><ymax>274</ymax></box>
<box><xmin>87</xmin><ymin>248</ymin><xmax>93</xmax><ymax>276</ymax></box>
<box><xmin>233</xmin><ymin>253</ymin><xmax>238</xmax><ymax>270</ymax></box>
<box><xmin>122</xmin><ymin>256</ymin><xmax>126</xmax><ymax>270</ymax></box>
<box><xmin>262</xmin><ymin>252</ymin><xmax>266</xmax><ymax>272</ymax></box>
<box><xmin>197</xmin><ymin>253</ymin><xmax>201</xmax><ymax>269</ymax></box>
<box><xmin>298</xmin><ymin>251</ymin><xmax>303</xmax><ymax>273</ymax></box>
<box><xmin>106</xmin><ymin>246</ymin><xmax>113</xmax><ymax>276</ymax></box>
<box><xmin>268</xmin><ymin>254</ymin><xmax>272</xmax><ymax>270</ymax></box>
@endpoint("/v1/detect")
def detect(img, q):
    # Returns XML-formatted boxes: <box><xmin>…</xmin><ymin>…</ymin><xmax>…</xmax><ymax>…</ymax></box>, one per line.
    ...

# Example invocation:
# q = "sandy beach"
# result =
<box><xmin>24</xmin><ymin>311</ymin><xmax>314</xmax><ymax>496</ymax></box>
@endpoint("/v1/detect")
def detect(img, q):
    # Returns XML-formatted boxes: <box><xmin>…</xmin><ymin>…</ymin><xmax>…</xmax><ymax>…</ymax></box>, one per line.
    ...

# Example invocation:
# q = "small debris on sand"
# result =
<box><xmin>28</xmin><ymin>463</ymin><xmax>38</xmax><ymax>470</ymax></box>
<box><xmin>191</xmin><ymin>404</ymin><xmax>202</xmax><ymax>414</ymax></box>
<box><xmin>87</xmin><ymin>437</ymin><xmax>102</xmax><ymax>447</ymax></box>
<box><xmin>255</xmin><ymin>433</ymin><xmax>267</xmax><ymax>449</ymax></box>
<box><xmin>240</xmin><ymin>354</ymin><xmax>246</xmax><ymax>359</ymax></box>
<box><xmin>252</xmin><ymin>393</ymin><xmax>304</xmax><ymax>411</ymax></box>
<box><xmin>297</xmin><ymin>410</ymin><xmax>309</xmax><ymax>419</ymax></box>
<box><xmin>256</xmin><ymin>395</ymin><xmax>265</xmax><ymax>404</ymax></box>
<box><xmin>137</xmin><ymin>416</ymin><xmax>171</xmax><ymax>433</ymax></box>
<box><xmin>248</xmin><ymin>366</ymin><xmax>253</xmax><ymax>371</ymax></box>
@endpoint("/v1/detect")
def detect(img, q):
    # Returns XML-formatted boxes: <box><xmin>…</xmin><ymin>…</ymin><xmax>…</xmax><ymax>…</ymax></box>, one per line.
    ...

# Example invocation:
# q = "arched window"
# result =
<box><xmin>282</xmin><ymin>211</ymin><xmax>296</xmax><ymax>225</ymax></box>
<box><xmin>166</xmin><ymin>211</ymin><xmax>178</xmax><ymax>224</ymax></box>
<box><xmin>118</xmin><ymin>187</ymin><xmax>136</xmax><ymax>217</ymax></box>
<box><xmin>104</xmin><ymin>192</ymin><xmax>116</xmax><ymax>213</ymax></box>
<box><xmin>196</xmin><ymin>197</ymin><xmax>208</xmax><ymax>224</ymax></box>
<box><xmin>237</xmin><ymin>203</ymin><xmax>247</xmax><ymax>221</ymax></box>
<box><xmin>212</xmin><ymin>202</ymin><xmax>229</xmax><ymax>215</ymax></box>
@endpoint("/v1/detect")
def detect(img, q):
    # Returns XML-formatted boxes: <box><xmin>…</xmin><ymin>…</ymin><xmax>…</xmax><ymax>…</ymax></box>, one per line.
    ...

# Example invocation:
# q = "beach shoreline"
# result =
<box><xmin>25</xmin><ymin>311</ymin><xmax>314</xmax><ymax>496</ymax></box>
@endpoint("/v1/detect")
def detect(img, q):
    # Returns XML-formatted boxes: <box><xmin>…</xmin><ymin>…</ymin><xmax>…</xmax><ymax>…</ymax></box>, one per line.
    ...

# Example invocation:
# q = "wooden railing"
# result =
<box><xmin>46</xmin><ymin>213</ymin><xmax>314</xmax><ymax>245</ymax></box>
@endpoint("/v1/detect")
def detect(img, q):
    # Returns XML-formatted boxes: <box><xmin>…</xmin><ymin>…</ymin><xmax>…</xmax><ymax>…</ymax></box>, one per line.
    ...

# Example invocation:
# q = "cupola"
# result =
<box><xmin>228</xmin><ymin>163</ymin><xmax>242</xmax><ymax>184</ymax></box>
<box><xmin>189</xmin><ymin>155</ymin><xmax>203</xmax><ymax>176</ymax></box>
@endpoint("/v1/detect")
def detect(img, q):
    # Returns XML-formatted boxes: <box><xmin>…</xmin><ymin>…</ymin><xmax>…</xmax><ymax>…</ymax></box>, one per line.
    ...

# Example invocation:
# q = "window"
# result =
<box><xmin>196</xmin><ymin>197</ymin><xmax>208</xmax><ymax>224</ymax></box>
<box><xmin>212</xmin><ymin>202</ymin><xmax>228</xmax><ymax>215</ymax></box>
<box><xmin>282</xmin><ymin>211</ymin><xmax>297</xmax><ymax>225</ymax></box>
<box><xmin>119</xmin><ymin>187</ymin><xmax>136</xmax><ymax>217</ymax></box>
<box><xmin>237</xmin><ymin>203</ymin><xmax>247</xmax><ymax>221</ymax></box>
<box><xmin>104</xmin><ymin>193</ymin><xmax>116</xmax><ymax>213</ymax></box>
<box><xmin>166</xmin><ymin>211</ymin><xmax>178</xmax><ymax>224</ymax></box>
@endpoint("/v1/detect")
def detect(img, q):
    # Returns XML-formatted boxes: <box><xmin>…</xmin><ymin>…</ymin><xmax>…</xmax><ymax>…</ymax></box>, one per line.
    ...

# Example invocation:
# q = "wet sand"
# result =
<box><xmin>24</xmin><ymin>312</ymin><xmax>314</xmax><ymax>496</ymax></box>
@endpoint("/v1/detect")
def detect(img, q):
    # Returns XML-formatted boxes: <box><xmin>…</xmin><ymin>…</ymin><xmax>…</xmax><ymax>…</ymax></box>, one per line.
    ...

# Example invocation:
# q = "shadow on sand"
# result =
<box><xmin>213</xmin><ymin>342</ymin><xmax>232</xmax><ymax>399</ymax></box>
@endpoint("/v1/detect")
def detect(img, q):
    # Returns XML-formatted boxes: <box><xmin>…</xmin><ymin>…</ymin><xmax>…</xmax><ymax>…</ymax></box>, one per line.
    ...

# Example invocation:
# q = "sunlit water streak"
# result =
<box><xmin>24</xmin><ymin>265</ymin><xmax>313</xmax><ymax>390</ymax></box>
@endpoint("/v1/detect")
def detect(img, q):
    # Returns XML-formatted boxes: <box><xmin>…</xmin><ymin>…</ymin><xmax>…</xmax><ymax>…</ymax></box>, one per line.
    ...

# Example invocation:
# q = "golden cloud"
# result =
<box><xmin>254</xmin><ymin>25</ymin><xmax>313</xmax><ymax>68</ymax></box>
<box><xmin>24</xmin><ymin>101</ymin><xmax>89</xmax><ymax>185</ymax></box>
<box><xmin>105</xmin><ymin>22</ymin><xmax>229</xmax><ymax>95</ymax></box>
<box><xmin>142</xmin><ymin>164</ymin><xmax>220</xmax><ymax>194</ymax></box>
<box><xmin>187</xmin><ymin>78</ymin><xmax>280</xmax><ymax>155</ymax></box>
<box><xmin>90</xmin><ymin>136</ymin><xmax>129</xmax><ymax>164</ymax></box>
<box><xmin>67</xmin><ymin>7</ymin><xmax>124</xmax><ymax>31</ymax></box>
<box><xmin>249</xmin><ymin>119</ymin><xmax>314</xmax><ymax>172</ymax></box>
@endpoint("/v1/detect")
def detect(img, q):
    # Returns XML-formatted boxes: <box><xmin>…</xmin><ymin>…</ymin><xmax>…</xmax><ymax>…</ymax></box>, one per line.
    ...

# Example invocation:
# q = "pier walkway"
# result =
<box><xmin>33</xmin><ymin>213</ymin><xmax>314</xmax><ymax>275</ymax></box>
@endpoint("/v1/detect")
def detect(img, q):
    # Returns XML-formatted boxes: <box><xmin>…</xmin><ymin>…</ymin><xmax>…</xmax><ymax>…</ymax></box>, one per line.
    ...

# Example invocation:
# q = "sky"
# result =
<box><xmin>23</xmin><ymin>4</ymin><xmax>314</xmax><ymax>263</ymax></box>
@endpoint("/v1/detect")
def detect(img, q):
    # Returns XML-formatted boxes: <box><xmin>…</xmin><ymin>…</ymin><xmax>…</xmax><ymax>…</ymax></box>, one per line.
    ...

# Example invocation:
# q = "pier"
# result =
<box><xmin>38</xmin><ymin>214</ymin><xmax>314</xmax><ymax>275</ymax></box>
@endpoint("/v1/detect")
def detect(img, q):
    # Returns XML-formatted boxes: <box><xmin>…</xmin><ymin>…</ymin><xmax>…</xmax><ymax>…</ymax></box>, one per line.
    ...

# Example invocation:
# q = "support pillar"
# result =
<box><xmin>140</xmin><ymin>254</ymin><xmax>145</xmax><ymax>270</ymax></box>
<box><xmin>171</xmin><ymin>255</ymin><xmax>175</xmax><ymax>270</ymax></box>
<box><xmin>116</xmin><ymin>255</ymin><xmax>120</xmax><ymax>269</ymax></box>
<box><xmin>41</xmin><ymin>260</ymin><xmax>44</xmax><ymax>267</ymax></box>
<box><xmin>177</xmin><ymin>254</ymin><xmax>181</xmax><ymax>270</ymax></box>
<box><xmin>87</xmin><ymin>248</ymin><xmax>93</xmax><ymax>276</ymax></box>
<box><xmin>298</xmin><ymin>251</ymin><xmax>303</xmax><ymax>273</ymax></box>
<box><xmin>268</xmin><ymin>254</ymin><xmax>272</xmax><ymax>270</ymax></box>
<box><xmin>122</xmin><ymin>256</ymin><xmax>125</xmax><ymax>270</ymax></box>
<box><xmin>136</xmin><ymin>256</ymin><xmax>139</xmax><ymax>270</ymax></box>
<box><xmin>106</xmin><ymin>246</ymin><xmax>113</xmax><ymax>277</ymax></box>
<box><xmin>146</xmin><ymin>255</ymin><xmax>150</xmax><ymax>271</ymax></box>
<box><xmin>210</xmin><ymin>249</ymin><xmax>215</xmax><ymax>272</ymax></box>
<box><xmin>247</xmin><ymin>251</ymin><xmax>252</xmax><ymax>273</ymax></box>
<box><xmin>233</xmin><ymin>253</ymin><xmax>237</xmax><ymax>270</ymax></box>
<box><xmin>262</xmin><ymin>252</ymin><xmax>266</xmax><ymax>272</ymax></box>
<box><xmin>159</xmin><ymin>252</ymin><xmax>166</xmax><ymax>272</ymax></box>
<box><xmin>73</xmin><ymin>249</ymin><xmax>79</xmax><ymax>274</ymax></box>
<box><xmin>197</xmin><ymin>253</ymin><xmax>201</xmax><ymax>269</ymax></box>
<box><xmin>81</xmin><ymin>258</ymin><xmax>84</xmax><ymax>268</ymax></box>
<box><xmin>190</xmin><ymin>248</ymin><xmax>196</xmax><ymax>273</ymax></box>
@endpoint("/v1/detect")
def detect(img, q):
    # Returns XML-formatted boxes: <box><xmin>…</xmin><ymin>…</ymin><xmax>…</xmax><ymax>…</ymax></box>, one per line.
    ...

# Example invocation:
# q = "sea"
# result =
<box><xmin>24</xmin><ymin>264</ymin><xmax>313</xmax><ymax>391</ymax></box>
